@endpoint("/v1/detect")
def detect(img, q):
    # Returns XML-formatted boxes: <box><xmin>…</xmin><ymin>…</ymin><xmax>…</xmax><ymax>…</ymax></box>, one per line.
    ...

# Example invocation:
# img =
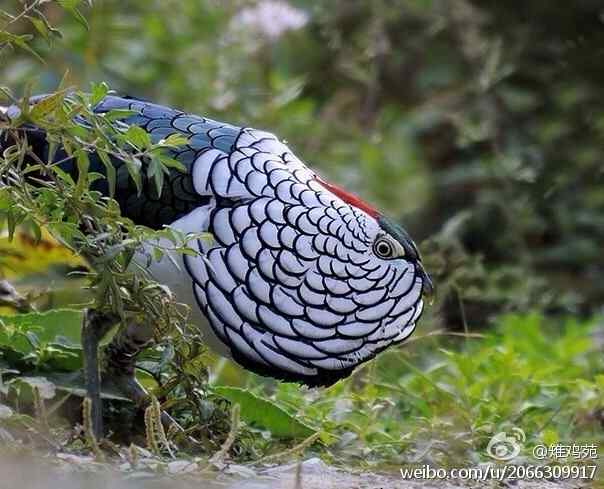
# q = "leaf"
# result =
<box><xmin>125</xmin><ymin>125</ymin><xmax>151</xmax><ymax>150</ymax></box>
<box><xmin>103</xmin><ymin>109</ymin><xmax>138</xmax><ymax>122</ymax></box>
<box><xmin>90</xmin><ymin>81</ymin><xmax>109</xmax><ymax>105</ymax></box>
<box><xmin>75</xmin><ymin>150</ymin><xmax>90</xmax><ymax>196</ymax></box>
<box><xmin>27</xmin><ymin>16</ymin><xmax>50</xmax><ymax>42</ymax></box>
<box><xmin>44</xmin><ymin>372</ymin><xmax>132</xmax><ymax>401</ymax></box>
<box><xmin>147</xmin><ymin>155</ymin><xmax>165</xmax><ymax>196</ymax></box>
<box><xmin>27</xmin><ymin>13</ymin><xmax>63</xmax><ymax>44</ymax></box>
<box><xmin>160</xmin><ymin>133</ymin><xmax>189</xmax><ymax>147</ymax></box>
<box><xmin>157</xmin><ymin>155</ymin><xmax>186</xmax><ymax>172</ymax></box>
<box><xmin>56</xmin><ymin>0</ymin><xmax>89</xmax><ymax>30</ymax></box>
<box><xmin>0</xmin><ymin>32</ymin><xmax>44</xmax><ymax>63</ymax></box>
<box><xmin>97</xmin><ymin>150</ymin><xmax>117</xmax><ymax>197</ymax></box>
<box><xmin>0</xmin><ymin>309</ymin><xmax>83</xmax><ymax>350</ymax></box>
<box><xmin>213</xmin><ymin>386</ymin><xmax>316</xmax><ymax>439</ymax></box>
<box><xmin>30</xmin><ymin>92</ymin><xmax>66</xmax><ymax>122</ymax></box>
<box><xmin>56</xmin><ymin>0</ymin><xmax>82</xmax><ymax>8</ymax></box>
<box><xmin>125</xmin><ymin>156</ymin><xmax>143</xmax><ymax>195</ymax></box>
<box><xmin>45</xmin><ymin>222</ymin><xmax>87</xmax><ymax>250</ymax></box>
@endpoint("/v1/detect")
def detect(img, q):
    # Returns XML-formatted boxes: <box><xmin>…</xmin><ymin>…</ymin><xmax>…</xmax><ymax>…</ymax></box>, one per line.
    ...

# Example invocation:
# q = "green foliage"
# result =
<box><xmin>213</xmin><ymin>386</ymin><xmax>317</xmax><ymax>439</ymax></box>
<box><xmin>0</xmin><ymin>2</ymin><xmax>216</xmax><ymax>455</ymax></box>
<box><xmin>256</xmin><ymin>313</ymin><xmax>604</xmax><ymax>467</ymax></box>
<box><xmin>0</xmin><ymin>309</ymin><xmax>82</xmax><ymax>369</ymax></box>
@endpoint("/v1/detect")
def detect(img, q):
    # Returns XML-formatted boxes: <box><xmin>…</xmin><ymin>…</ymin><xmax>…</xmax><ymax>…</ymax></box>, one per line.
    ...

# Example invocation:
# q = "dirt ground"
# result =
<box><xmin>0</xmin><ymin>455</ymin><xmax>591</xmax><ymax>489</ymax></box>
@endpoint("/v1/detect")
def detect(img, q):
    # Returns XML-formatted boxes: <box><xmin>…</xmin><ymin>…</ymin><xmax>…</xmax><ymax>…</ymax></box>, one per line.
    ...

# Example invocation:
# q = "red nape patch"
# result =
<box><xmin>314</xmin><ymin>177</ymin><xmax>379</xmax><ymax>218</ymax></box>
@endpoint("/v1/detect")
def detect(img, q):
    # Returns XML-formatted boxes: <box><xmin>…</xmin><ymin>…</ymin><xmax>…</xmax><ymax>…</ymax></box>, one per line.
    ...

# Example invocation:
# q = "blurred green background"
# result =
<box><xmin>3</xmin><ymin>0</ymin><xmax>604</xmax><ymax>328</ymax></box>
<box><xmin>2</xmin><ymin>0</ymin><xmax>604</xmax><ymax>468</ymax></box>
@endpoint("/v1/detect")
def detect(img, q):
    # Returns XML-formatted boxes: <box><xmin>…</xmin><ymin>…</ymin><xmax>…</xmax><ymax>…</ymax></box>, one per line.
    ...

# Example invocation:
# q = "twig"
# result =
<box><xmin>403</xmin><ymin>329</ymin><xmax>485</xmax><ymax>344</ymax></box>
<box><xmin>253</xmin><ymin>432</ymin><xmax>321</xmax><ymax>465</ymax></box>
<box><xmin>46</xmin><ymin>391</ymin><xmax>73</xmax><ymax>417</ymax></box>
<box><xmin>293</xmin><ymin>459</ymin><xmax>303</xmax><ymax>489</ymax></box>
<box><xmin>32</xmin><ymin>386</ymin><xmax>49</xmax><ymax>433</ymax></box>
<box><xmin>209</xmin><ymin>403</ymin><xmax>240</xmax><ymax>465</ymax></box>
<box><xmin>2</xmin><ymin>0</ymin><xmax>41</xmax><ymax>28</ymax></box>
<box><xmin>456</xmin><ymin>286</ymin><xmax>470</xmax><ymax>345</ymax></box>
<box><xmin>151</xmin><ymin>395</ymin><xmax>175</xmax><ymax>458</ymax></box>
<box><xmin>82</xmin><ymin>397</ymin><xmax>105</xmax><ymax>462</ymax></box>
<box><xmin>127</xmin><ymin>443</ymin><xmax>139</xmax><ymax>469</ymax></box>
<box><xmin>144</xmin><ymin>402</ymin><xmax>160</xmax><ymax>455</ymax></box>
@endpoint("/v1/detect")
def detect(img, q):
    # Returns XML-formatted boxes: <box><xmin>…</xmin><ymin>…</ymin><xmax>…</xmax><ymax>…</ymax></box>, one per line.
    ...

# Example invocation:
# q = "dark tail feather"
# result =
<box><xmin>0</xmin><ymin>98</ymin><xmax>210</xmax><ymax>229</ymax></box>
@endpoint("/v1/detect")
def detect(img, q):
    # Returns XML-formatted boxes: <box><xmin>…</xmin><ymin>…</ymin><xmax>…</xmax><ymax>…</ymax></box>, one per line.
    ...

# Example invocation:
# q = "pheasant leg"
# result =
<box><xmin>104</xmin><ymin>322</ymin><xmax>189</xmax><ymax>440</ymax></box>
<box><xmin>81</xmin><ymin>309</ymin><xmax>118</xmax><ymax>439</ymax></box>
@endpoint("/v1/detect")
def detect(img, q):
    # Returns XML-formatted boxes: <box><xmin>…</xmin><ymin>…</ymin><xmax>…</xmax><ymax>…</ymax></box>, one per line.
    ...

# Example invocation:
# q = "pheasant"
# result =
<box><xmin>0</xmin><ymin>94</ymin><xmax>433</xmax><ymax>436</ymax></box>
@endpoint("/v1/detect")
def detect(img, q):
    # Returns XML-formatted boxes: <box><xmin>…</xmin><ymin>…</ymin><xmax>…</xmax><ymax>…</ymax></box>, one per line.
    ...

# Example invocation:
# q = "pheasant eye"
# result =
<box><xmin>374</xmin><ymin>237</ymin><xmax>395</xmax><ymax>259</ymax></box>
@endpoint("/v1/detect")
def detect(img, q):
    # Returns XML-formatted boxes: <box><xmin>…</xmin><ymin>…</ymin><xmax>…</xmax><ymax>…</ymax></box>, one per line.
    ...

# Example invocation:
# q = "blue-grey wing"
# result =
<box><xmin>85</xmin><ymin>96</ymin><xmax>242</xmax><ymax>228</ymax></box>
